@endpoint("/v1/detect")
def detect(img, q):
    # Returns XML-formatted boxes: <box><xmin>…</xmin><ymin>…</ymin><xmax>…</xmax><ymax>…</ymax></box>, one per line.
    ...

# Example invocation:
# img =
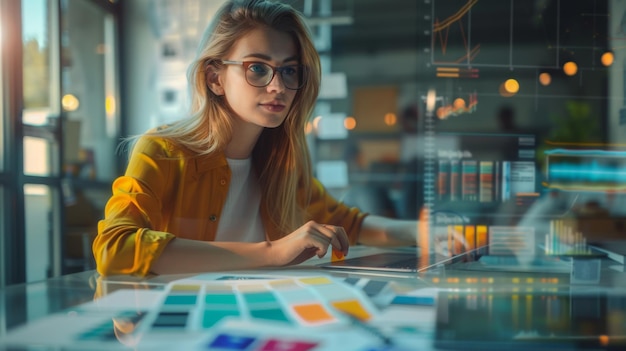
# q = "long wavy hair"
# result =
<box><xmin>142</xmin><ymin>0</ymin><xmax>320</xmax><ymax>235</ymax></box>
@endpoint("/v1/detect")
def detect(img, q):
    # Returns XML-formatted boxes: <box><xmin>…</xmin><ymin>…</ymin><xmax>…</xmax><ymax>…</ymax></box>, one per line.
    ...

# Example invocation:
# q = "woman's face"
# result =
<box><xmin>214</xmin><ymin>26</ymin><xmax>299</xmax><ymax>131</ymax></box>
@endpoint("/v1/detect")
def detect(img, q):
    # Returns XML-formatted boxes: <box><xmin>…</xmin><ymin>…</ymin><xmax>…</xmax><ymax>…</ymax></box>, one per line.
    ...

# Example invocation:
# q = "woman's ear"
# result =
<box><xmin>206</xmin><ymin>66</ymin><xmax>225</xmax><ymax>96</ymax></box>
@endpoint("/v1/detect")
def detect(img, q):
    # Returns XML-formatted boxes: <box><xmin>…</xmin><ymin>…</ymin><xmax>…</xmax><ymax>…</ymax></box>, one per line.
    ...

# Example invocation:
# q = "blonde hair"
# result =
<box><xmin>142</xmin><ymin>0</ymin><xmax>320</xmax><ymax>235</ymax></box>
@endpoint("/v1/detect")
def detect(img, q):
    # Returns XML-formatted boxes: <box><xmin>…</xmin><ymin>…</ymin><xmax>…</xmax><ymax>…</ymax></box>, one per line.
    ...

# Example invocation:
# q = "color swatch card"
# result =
<box><xmin>136</xmin><ymin>273</ymin><xmax>379</xmax><ymax>335</ymax></box>
<box><xmin>2</xmin><ymin>274</ymin><xmax>418</xmax><ymax>351</ymax></box>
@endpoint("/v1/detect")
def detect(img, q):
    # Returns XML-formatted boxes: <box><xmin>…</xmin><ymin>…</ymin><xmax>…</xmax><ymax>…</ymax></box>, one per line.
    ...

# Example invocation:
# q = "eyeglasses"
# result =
<box><xmin>221</xmin><ymin>60</ymin><xmax>307</xmax><ymax>90</ymax></box>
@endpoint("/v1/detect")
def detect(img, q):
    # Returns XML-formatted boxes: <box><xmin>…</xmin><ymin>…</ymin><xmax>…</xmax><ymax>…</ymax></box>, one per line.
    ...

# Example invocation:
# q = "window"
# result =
<box><xmin>1</xmin><ymin>0</ymin><xmax>121</xmax><ymax>285</ymax></box>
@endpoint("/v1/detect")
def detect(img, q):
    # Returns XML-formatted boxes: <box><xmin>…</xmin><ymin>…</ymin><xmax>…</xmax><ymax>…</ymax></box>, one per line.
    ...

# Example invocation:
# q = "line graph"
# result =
<box><xmin>425</xmin><ymin>0</ymin><xmax>613</xmax><ymax>70</ymax></box>
<box><xmin>431</xmin><ymin>0</ymin><xmax>480</xmax><ymax>65</ymax></box>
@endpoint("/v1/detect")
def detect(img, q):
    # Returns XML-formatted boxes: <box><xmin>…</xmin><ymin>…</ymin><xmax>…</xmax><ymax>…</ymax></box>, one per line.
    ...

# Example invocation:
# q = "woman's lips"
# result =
<box><xmin>260</xmin><ymin>103</ymin><xmax>286</xmax><ymax>112</ymax></box>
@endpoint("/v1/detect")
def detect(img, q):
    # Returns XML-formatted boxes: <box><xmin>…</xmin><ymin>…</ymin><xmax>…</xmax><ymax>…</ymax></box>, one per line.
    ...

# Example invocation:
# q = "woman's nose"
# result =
<box><xmin>266</xmin><ymin>72</ymin><xmax>286</xmax><ymax>93</ymax></box>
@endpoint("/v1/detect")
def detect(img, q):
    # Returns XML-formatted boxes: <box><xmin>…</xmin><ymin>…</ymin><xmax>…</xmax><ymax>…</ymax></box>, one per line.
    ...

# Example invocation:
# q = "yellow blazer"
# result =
<box><xmin>93</xmin><ymin>135</ymin><xmax>367</xmax><ymax>276</ymax></box>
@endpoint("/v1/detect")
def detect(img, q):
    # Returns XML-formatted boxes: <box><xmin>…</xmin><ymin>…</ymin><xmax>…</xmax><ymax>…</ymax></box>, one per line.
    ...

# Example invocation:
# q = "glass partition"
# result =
<box><xmin>307</xmin><ymin>0</ymin><xmax>625</xmax><ymax>263</ymax></box>
<box><xmin>414</xmin><ymin>0</ymin><xmax>624</xmax><ymax>261</ymax></box>
<box><xmin>130</xmin><ymin>0</ymin><xmax>626</xmax><ymax>265</ymax></box>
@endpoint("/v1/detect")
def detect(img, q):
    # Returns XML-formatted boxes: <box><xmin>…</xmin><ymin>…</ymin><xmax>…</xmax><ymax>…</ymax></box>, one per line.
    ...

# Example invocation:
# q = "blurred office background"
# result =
<box><xmin>2</xmin><ymin>0</ymin><xmax>626</xmax><ymax>286</ymax></box>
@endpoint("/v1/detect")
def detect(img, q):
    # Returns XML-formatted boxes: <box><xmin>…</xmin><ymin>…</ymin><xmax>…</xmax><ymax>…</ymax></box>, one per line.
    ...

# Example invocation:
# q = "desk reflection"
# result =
<box><xmin>435</xmin><ymin>290</ymin><xmax>626</xmax><ymax>350</ymax></box>
<box><xmin>2</xmin><ymin>247</ymin><xmax>626</xmax><ymax>350</ymax></box>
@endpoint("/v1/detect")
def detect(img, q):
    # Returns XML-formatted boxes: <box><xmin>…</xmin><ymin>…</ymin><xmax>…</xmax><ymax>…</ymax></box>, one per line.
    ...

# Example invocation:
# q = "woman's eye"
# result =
<box><xmin>283</xmin><ymin>66</ymin><xmax>298</xmax><ymax>76</ymax></box>
<box><xmin>248</xmin><ymin>63</ymin><xmax>269</xmax><ymax>74</ymax></box>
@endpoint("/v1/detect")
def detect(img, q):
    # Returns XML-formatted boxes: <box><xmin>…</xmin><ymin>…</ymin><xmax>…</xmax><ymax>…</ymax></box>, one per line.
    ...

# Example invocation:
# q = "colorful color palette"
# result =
<box><xmin>139</xmin><ymin>274</ymin><xmax>378</xmax><ymax>334</ymax></box>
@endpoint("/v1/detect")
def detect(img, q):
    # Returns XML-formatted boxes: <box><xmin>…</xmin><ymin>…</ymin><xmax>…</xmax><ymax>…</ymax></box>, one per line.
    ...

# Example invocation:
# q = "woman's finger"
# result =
<box><xmin>319</xmin><ymin>224</ymin><xmax>349</xmax><ymax>255</ymax></box>
<box><xmin>310</xmin><ymin>231</ymin><xmax>331</xmax><ymax>244</ymax></box>
<box><xmin>310</xmin><ymin>232</ymin><xmax>331</xmax><ymax>258</ymax></box>
<box><xmin>332</xmin><ymin>226</ymin><xmax>350</xmax><ymax>255</ymax></box>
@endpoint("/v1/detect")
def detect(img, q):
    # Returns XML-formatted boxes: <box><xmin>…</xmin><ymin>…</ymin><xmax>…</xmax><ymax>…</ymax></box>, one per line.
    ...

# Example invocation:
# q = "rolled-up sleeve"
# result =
<box><xmin>305</xmin><ymin>178</ymin><xmax>368</xmax><ymax>245</ymax></box>
<box><xmin>92</xmin><ymin>136</ymin><xmax>176</xmax><ymax>277</ymax></box>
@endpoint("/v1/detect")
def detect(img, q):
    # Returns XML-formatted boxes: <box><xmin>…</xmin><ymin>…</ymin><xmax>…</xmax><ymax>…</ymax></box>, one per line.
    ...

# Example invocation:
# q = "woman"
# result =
<box><xmin>93</xmin><ymin>0</ymin><xmax>417</xmax><ymax>277</ymax></box>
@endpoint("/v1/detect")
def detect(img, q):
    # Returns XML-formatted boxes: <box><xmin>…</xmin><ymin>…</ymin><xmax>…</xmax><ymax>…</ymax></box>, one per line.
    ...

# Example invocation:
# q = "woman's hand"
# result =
<box><xmin>269</xmin><ymin>220</ymin><xmax>350</xmax><ymax>266</ymax></box>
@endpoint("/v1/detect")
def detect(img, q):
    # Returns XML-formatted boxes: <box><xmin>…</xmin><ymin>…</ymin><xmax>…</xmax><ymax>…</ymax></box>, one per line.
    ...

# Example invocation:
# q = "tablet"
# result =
<box><xmin>318</xmin><ymin>251</ymin><xmax>469</xmax><ymax>273</ymax></box>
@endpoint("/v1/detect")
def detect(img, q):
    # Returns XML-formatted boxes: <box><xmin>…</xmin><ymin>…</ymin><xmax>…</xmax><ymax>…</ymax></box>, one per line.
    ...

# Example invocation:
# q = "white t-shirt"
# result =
<box><xmin>214</xmin><ymin>158</ymin><xmax>265</xmax><ymax>242</ymax></box>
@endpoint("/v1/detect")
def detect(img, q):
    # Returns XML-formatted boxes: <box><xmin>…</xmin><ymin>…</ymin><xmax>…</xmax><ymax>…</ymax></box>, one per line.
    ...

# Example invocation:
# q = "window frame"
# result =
<box><xmin>1</xmin><ymin>0</ymin><xmax>122</xmax><ymax>286</ymax></box>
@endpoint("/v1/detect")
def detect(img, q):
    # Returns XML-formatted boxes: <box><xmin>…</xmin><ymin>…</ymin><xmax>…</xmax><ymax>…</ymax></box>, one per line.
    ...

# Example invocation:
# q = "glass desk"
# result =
<box><xmin>2</xmin><ymin>246</ymin><xmax>626</xmax><ymax>350</ymax></box>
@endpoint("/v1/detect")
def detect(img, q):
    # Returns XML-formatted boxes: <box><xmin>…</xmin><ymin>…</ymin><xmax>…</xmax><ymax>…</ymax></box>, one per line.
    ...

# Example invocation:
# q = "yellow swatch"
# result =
<box><xmin>331</xmin><ymin>299</ymin><xmax>371</xmax><ymax>321</ymax></box>
<box><xmin>236</xmin><ymin>284</ymin><xmax>267</xmax><ymax>292</ymax></box>
<box><xmin>299</xmin><ymin>276</ymin><xmax>332</xmax><ymax>285</ymax></box>
<box><xmin>269</xmin><ymin>279</ymin><xmax>298</xmax><ymax>289</ymax></box>
<box><xmin>170</xmin><ymin>284</ymin><xmax>201</xmax><ymax>292</ymax></box>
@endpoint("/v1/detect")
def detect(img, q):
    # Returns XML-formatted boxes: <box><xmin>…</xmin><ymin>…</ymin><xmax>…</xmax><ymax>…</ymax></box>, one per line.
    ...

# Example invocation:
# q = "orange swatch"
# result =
<box><xmin>331</xmin><ymin>249</ymin><xmax>345</xmax><ymax>262</ymax></box>
<box><xmin>292</xmin><ymin>303</ymin><xmax>335</xmax><ymax>323</ymax></box>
